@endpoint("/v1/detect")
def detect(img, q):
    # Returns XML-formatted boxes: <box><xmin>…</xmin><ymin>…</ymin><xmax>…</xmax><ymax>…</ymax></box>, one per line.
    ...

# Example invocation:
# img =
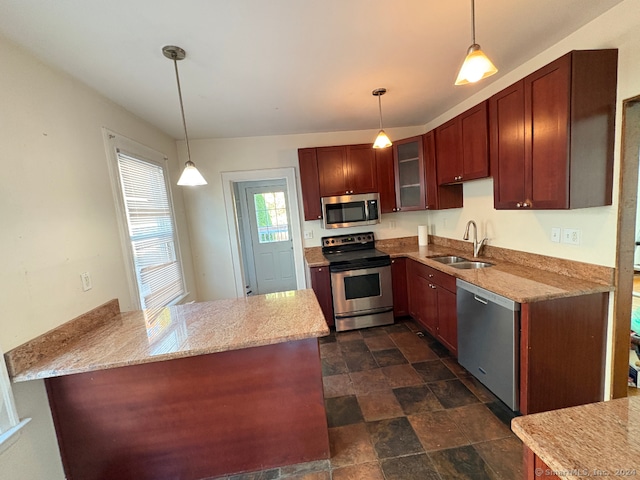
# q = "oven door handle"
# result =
<box><xmin>334</xmin><ymin>306</ymin><xmax>394</xmax><ymax>319</ymax></box>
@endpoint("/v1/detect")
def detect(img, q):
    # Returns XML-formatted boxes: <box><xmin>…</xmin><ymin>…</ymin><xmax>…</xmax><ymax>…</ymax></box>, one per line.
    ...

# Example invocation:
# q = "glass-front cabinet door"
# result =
<box><xmin>393</xmin><ymin>135</ymin><xmax>425</xmax><ymax>211</ymax></box>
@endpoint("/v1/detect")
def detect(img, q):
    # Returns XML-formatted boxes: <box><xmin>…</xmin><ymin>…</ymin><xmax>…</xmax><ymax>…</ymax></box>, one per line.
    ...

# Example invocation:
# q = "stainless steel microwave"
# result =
<box><xmin>321</xmin><ymin>193</ymin><xmax>380</xmax><ymax>229</ymax></box>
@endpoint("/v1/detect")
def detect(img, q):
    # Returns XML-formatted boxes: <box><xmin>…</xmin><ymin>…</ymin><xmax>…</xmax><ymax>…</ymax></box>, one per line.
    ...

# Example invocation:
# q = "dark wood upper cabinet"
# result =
<box><xmin>317</xmin><ymin>146</ymin><xmax>348</xmax><ymax>197</ymax></box>
<box><xmin>436</xmin><ymin>101</ymin><xmax>489</xmax><ymax>185</ymax></box>
<box><xmin>490</xmin><ymin>49</ymin><xmax>618</xmax><ymax>210</ymax></box>
<box><xmin>317</xmin><ymin>145</ymin><xmax>377</xmax><ymax>198</ymax></box>
<box><xmin>298</xmin><ymin>148</ymin><xmax>322</xmax><ymax>221</ymax></box>
<box><xmin>393</xmin><ymin>135</ymin><xmax>426</xmax><ymax>211</ymax></box>
<box><xmin>423</xmin><ymin>130</ymin><xmax>463</xmax><ymax>210</ymax></box>
<box><xmin>375</xmin><ymin>146</ymin><xmax>397</xmax><ymax>213</ymax></box>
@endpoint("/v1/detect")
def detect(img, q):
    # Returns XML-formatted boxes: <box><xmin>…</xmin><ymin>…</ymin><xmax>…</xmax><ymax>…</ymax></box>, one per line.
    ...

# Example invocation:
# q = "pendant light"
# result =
<box><xmin>454</xmin><ymin>0</ymin><xmax>498</xmax><ymax>85</ymax></box>
<box><xmin>162</xmin><ymin>45</ymin><xmax>207</xmax><ymax>186</ymax></box>
<box><xmin>372</xmin><ymin>88</ymin><xmax>392</xmax><ymax>149</ymax></box>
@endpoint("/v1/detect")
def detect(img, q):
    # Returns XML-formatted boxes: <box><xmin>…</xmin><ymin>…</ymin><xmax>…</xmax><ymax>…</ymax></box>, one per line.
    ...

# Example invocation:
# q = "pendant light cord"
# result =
<box><xmin>171</xmin><ymin>56</ymin><xmax>192</xmax><ymax>163</ymax></box>
<box><xmin>471</xmin><ymin>0</ymin><xmax>476</xmax><ymax>44</ymax></box>
<box><xmin>378</xmin><ymin>94</ymin><xmax>384</xmax><ymax>130</ymax></box>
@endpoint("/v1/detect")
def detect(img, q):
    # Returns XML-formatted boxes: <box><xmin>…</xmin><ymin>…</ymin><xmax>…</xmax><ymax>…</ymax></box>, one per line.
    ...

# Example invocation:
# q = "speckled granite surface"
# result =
<box><xmin>7</xmin><ymin>289</ymin><xmax>329</xmax><ymax>382</ymax></box>
<box><xmin>304</xmin><ymin>235</ymin><xmax>614</xmax><ymax>303</ymax></box>
<box><xmin>511</xmin><ymin>397</ymin><xmax>640</xmax><ymax>478</ymax></box>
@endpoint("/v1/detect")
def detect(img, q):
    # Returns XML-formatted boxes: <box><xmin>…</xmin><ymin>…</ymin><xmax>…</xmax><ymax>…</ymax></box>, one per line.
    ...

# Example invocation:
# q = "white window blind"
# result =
<box><xmin>116</xmin><ymin>151</ymin><xmax>185</xmax><ymax>318</ymax></box>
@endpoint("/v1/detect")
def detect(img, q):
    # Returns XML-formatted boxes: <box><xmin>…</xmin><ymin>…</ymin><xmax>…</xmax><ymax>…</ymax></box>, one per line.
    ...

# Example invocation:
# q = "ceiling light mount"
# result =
<box><xmin>163</xmin><ymin>45</ymin><xmax>207</xmax><ymax>186</ymax></box>
<box><xmin>454</xmin><ymin>0</ymin><xmax>498</xmax><ymax>86</ymax></box>
<box><xmin>372</xmin><ymin>88</ymin><xmax>392</xmax><ymax>149</ymax></box>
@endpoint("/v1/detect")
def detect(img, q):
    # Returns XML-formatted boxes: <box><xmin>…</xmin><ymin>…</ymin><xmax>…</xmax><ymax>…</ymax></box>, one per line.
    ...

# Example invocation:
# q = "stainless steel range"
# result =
<box><xmin>322</xmin><ymin>232</ymin><xmax>394</xmax><ymax>332</ymax></box>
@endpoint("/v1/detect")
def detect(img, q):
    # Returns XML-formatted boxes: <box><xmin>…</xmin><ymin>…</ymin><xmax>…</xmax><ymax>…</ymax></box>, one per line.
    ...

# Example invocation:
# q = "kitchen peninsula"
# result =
<box><xmin>5</xmin><ymin>289</ymin><xmax>330</xmax><ymax>480</ymax></box>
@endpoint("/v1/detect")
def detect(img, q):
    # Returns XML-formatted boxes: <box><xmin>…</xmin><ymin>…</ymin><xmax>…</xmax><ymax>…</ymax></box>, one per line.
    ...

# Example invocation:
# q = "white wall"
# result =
<box><xmin>0</xmin><ymin>36</ymin><xmax>198</xmax><ymax>479</ymax></box>
<box><xmin>181</xmin><ymin>126</ymin><xmax>426</xmax><ymax>301</ymax></box>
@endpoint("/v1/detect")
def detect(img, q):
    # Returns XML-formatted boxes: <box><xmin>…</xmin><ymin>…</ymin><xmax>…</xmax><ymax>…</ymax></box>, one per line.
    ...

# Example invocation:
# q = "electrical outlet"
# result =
<box><xmin>562</xmin><ymin>228</ymin><xmax>581</xmax><ymax>245</ymax></box>
<box><xmin>304</xmin><ymin>230</ymin><xmax>313</xmax><ymax>239</ymax></box>
<box><xmin>388</xmin><ymin>221</ymin><xmax>396</xmax><ymax>229</ymax></box>
<box><xmin>551</xmin><ymin>227</ymin><xmax>561</xmax><ymax>243</ymax></box>
<box><xmin>80</xmin><ymin>272</ymin><xmax>92</xmax><ymax>291</ymax></box>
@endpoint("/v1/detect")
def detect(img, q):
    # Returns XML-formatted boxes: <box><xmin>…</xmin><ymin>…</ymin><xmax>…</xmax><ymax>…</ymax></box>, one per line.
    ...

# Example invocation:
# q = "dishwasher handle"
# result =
<box><xmin>456</xmin><ymin>279</ymin><xmax>520</xmax><ymax>312</ymax></box>
<box><xmin>474</xmin><ymin>295</ymin><xmax>488</xmax><ymax>305</ymax></box>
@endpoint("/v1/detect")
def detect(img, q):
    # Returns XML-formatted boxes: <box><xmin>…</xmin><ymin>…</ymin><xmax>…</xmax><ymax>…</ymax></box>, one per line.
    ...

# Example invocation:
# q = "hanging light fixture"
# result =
<box><xmin>454</xmin><ymin>0</ymin><xmax>498</xmax><ymax>86</ymax></box>
<box><xmin>372</xmin><ymin>88</ymin><xmax>392</xmax><ymax>149</ymax></box>
<box><xmin>162</xmin><ymin>45</ymin><xmax>207</xmax><ymax>186</ymax></box>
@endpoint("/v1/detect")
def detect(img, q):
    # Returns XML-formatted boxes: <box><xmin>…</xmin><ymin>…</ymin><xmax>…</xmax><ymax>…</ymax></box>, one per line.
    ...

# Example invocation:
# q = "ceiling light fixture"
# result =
<box><xmin>372</xmin><ymin>88</ymin><xmax>392</xmax><ymax>149</ymax></box>
<box><xmin>454</xmin><ymin>0</ymin><xmax>498</xmax><ymax>86</ymax></box>
<box><xmin>162</xmin><ymin>45</ymin><xmax>207</xmax><ymax>186</ymax></box>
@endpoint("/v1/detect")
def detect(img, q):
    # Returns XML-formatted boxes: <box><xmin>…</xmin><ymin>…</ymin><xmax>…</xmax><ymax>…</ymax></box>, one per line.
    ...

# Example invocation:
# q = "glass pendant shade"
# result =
<box><xmin>373</xmin><ymin>130</ymin><xmax>392</xmax><ymax>149</ymax></box>
<box><xmin>372</xmin><ymin>88</ymin><xmax>392</xmax><ymax>149</ymax></box>
<box><xmin>177</xmin><ymin>161</ymin><xmax>207</xmax><ymax>186</ymax></box>
<box><xmin>455</xmin><ymin>44</ymin><xmax>498</xmax><ymax>85</ymax></box>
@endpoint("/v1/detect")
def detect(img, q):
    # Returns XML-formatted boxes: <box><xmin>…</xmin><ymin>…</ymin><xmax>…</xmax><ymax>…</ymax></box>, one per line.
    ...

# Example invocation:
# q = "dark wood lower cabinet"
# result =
<box><xmin>391</xmin><ymin>257</ymin><xmax>408</xmax><ymax>317</ymax></box>
<box><xmin>310</xmin><ymin>266</ymin><xmax>334</xmax><ymax>327</ymax></box>
<box><xmin>524</xmin><ymin>446</ymin><xmax>561</xmax><ymax>480</ymax></box>
<box><xmin>45</xmin><ymin>338</ymin><xmax>330</xmax><ymax>480</ymax></box>
<box><xmin>520</xmin><ymin>292</ymin><xmax>608</xmax><ymax>414</ymax></box>
<box><xmin>406</xmin><ymin>259</ymin><xmax>457</xmax><ymax>356</ymax></box>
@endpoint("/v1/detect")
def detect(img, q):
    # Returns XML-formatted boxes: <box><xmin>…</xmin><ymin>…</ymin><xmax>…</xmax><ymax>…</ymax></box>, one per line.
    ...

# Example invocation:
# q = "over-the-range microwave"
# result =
<box><xmin>321</xmin><ymin>193</ymin><xmax>380</xmax><ymax>229</ymax></box>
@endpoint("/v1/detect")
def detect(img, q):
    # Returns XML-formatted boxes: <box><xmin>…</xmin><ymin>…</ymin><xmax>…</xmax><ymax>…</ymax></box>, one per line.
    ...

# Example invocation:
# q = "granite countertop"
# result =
<box><xmin>511</xmin><ymin>397</ymin><xmax>640</xmax><ymax>478</ymax></box>
<box><xmin>7</xmin><ymin>289</ymin><xmax>329</xmax><ymax>382</ymax></box>
<box><xmin>304</xmin><ymin>237</ymin><xmax>613</xmax><ymax>303</ymax></box>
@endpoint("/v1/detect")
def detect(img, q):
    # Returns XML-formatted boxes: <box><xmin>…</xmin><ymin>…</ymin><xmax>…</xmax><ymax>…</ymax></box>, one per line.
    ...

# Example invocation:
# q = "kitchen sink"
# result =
<box><xmin>449</xmin><ymin>261</ymin><xmax>494</xmax><ymax>269</ymax></box>
<box><xmin>429</xmin><ymin>255</ymin><xmax>469</xmax><ymax>264</ymax></box>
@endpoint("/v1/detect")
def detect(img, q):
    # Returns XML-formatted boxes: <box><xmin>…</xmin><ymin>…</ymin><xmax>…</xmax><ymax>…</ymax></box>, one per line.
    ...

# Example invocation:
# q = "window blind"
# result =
<box><xmin>116</xmin><ymin>152</ymin><xmax>185</xmax><ymax>318</ymax></box>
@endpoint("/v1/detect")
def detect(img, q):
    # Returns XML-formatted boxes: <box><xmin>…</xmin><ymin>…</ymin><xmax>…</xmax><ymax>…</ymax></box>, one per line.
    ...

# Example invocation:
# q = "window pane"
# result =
<box><xmin>253</xmin><ymin>191</ymin><xmax>289</xmax><ymax>244</ymax></box>
<box><xmin>117</xmin><ymin>153</ymin><xmax>185</xmax><ymax>318</ymax></box>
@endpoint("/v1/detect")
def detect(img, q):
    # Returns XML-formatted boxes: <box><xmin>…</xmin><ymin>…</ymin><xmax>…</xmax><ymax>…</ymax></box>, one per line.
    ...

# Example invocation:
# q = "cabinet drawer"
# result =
<box><xmin>411</xmin><ymin>261</ymin><xmax>456</xmax><ymax>292</ymax></box>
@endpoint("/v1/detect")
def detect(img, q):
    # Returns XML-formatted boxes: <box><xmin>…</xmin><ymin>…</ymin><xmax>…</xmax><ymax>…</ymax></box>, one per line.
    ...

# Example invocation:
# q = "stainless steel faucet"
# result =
<box><xmin>463</xmin><ymin>220</ymin><xmax>488</xmax><ymax>258</ymax></box>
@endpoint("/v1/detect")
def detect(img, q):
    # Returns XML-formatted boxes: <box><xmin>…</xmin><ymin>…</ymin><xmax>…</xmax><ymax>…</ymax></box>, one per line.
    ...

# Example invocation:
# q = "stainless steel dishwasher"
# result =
<box><xmin>456</xmin><ymin>279</ymin><xmax>520</xmax><ymax>411</ymax></box>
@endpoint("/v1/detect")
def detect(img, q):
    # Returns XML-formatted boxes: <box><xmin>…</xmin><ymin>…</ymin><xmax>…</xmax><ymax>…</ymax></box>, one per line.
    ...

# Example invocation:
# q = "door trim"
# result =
<box><xmin>222</xmin><ymin>168</ymin><xmax>306</xmax><ymax>298</ymax></box>
<box><xmin>612</xmin><ymin>95</ymin><xmax>640</xmax><ymax>398</ymax></box>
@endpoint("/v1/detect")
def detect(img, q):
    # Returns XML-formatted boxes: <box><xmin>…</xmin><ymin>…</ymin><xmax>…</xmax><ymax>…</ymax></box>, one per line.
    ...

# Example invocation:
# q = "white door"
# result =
<box><xmin>244</xmin><ymin>183</ymin><xmax>297</xmax><ymax>295</ymax></box>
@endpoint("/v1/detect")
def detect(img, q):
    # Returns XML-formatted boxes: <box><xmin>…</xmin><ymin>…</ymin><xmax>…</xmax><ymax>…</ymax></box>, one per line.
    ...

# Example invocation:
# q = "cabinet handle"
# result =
<box><xmin>516</xmin><ymin>202</ymin><xmax>522</xmax><ymax>208</ymax></box>
<box><xmin>317</xmin><ymin>215</ymin><xmax>322</xmax><ymax>219</ymax></box>
<box><xmin>522</xmin><ymin>202</ymin><xmax>530</xmax><ymax>208</ymax></box>
<box><xmin>428</xmin><ymin>274</ymin><xmax>434</xmax><ymax>278</ymax></box>
<box><xmin>429</xmin><ymin>284</ymin><xmax>437</xmax><ymax>289</ymax></box>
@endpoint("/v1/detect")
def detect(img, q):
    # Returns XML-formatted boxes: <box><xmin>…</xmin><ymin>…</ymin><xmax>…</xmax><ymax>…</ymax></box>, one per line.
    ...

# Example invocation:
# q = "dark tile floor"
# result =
<box><xmin>212</xmin><ymin>320</ymin><xmax>524</xmax><ymax>480</ymax></box>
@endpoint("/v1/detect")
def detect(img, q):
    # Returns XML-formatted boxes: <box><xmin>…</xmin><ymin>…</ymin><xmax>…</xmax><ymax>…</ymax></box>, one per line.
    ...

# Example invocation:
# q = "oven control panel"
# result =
<box><xmin>322</xmin><ymin>232</ymin><xmax>374</xmax><ymax>247</ymax></box>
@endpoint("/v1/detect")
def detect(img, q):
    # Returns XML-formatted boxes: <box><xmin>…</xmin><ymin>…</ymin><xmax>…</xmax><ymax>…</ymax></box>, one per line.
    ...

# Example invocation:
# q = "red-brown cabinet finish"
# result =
<box><xmin>394</xmin><ymin>135</ymin><xmax>426</xmax><ymax>211</ymax></box>
<box><xmin>423</xmin><ymin>130</ymin><xmax>463</xmax><ymax>210</ymax></box>
<box><xmin>310</xmin><ymin>266</ymin><xmax>334</xmax><ymax>327</ymax></box>
<box><xmin>490</xmin><ymin>49</ymin><xmax>617</xmax><ymax>210</ymax></box>
<box><xmin>406</xmin><ymin>259</ymin><xmax>457</xmax><ymax>355</ymax></box>
<box><xmin>317</xmin><ymin>145</ymin><xmax>377</xmax><ymax>198</ymax></box>
<box><xmin>523</xmin><ymin>447</ymin><xmax>561</xmax><ymax>480</ymax></box>
<box><xmin>375</xmin><ymin>146</ymin><xmax>397</xmax><ymax>213</ymax></box>
<box><xmin>391</xmin><ymin>257</ymin><xmax>408</xmax><ymax>317</ymax></box>
<box><xmin>519</xmin><ymin>293</ymin><xmax>608</xmax><ymax>415</ymax></box>
<box><xmin>436</xmin><ymin>101</ymin><xmax>489</xmax><ymax>185</ymax></box>
<box><xmin>298</xmin><ymin>148</ymin><xmax>322</xmax><ymax>221</ymax></box>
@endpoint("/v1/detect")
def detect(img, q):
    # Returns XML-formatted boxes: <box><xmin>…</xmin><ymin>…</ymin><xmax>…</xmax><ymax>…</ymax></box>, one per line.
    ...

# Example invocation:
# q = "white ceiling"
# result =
<box><xmin>0</xmin><ymin>0</ymin><xmax>623</xmax><ymax>140</ymax></box>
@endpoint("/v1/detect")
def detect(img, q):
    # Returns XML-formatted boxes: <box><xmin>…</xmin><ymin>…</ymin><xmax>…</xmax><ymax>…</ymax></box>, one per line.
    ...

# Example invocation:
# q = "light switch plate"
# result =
<box><xmin>304</xmin><ymin>231</ymin><xmax>313</xmax><ymax>239</ymax></box>
<box><xmin>80</xmin><ymin>272</ymin><xmax>92</xmax><ymax>291</ymax></box>
<box><xmin>551</xmin><ymin>227</ymin><xmax>561</xmax><ymax>243</ymax></box>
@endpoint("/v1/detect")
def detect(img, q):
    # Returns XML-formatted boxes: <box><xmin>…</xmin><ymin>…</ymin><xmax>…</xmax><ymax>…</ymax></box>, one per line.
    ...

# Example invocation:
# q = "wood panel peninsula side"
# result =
<box><xmin>5</xmin><ymin>290</ymin><xmax>330</xmax><ymax>480</ymax></box>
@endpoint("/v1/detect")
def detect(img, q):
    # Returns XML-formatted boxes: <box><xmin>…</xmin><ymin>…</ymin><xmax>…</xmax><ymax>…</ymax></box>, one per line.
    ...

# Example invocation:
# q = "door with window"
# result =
<box><xmin>242</xmin><ymin>181</ymin><xmax>296</xmax><ymax>295</ymax></box>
